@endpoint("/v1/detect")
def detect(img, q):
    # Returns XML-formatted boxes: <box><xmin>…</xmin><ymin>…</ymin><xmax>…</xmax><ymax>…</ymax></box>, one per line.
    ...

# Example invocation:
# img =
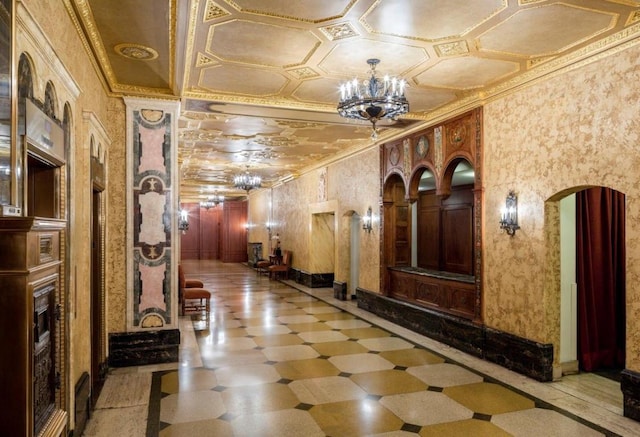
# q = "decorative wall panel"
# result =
<box><xmin>125</xmin><ymin>98</ymin><xmax>179</xmax><ymax>330</ymax></box>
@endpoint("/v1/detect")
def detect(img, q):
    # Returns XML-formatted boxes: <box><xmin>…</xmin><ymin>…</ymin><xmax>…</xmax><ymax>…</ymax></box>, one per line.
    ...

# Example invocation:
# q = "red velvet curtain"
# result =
<box><xmin>576</xmin><ymin>187</ymin><xmax>626</xmax><ymax>371</ymax></box>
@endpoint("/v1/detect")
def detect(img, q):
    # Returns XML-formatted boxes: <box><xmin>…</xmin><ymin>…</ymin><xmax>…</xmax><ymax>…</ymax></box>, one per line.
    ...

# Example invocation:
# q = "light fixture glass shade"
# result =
<box><xmin>362</xmin><ymin>206</ymin><xmax>373</xmax><ymax>233</ymax></box>
<box><xmin>234</xmin><ymin>169</ymin><xmax>261</xmax><ymax>192</ymax></box>
<box><xmin>499</xmin><ymin>191</ymin><xmax>520</xmax><ymax>236</ymax></box>
<box><xmin>178</xmin><ymin>209</ymin><xmax>189</xmax><ymax>232</ymax></box>
<box><xmin>337</xmin><ymin>58</ymin><xmax>409</xmax><ymax>139</ymax></box>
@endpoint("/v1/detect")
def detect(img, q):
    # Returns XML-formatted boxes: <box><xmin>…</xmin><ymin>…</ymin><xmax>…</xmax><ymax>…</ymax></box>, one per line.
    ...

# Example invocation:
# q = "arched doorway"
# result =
<box><xmin>559</xmin><ymin>187</ymin><xmax>626</xmax><ymax>377</ymax></box>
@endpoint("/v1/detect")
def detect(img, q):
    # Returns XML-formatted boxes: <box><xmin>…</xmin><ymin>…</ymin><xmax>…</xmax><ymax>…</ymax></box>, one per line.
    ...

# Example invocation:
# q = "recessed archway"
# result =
<box><xmin>548</xmin><ymin>186</ymin><xmax>626</xmax><ymax>380</ymax></box>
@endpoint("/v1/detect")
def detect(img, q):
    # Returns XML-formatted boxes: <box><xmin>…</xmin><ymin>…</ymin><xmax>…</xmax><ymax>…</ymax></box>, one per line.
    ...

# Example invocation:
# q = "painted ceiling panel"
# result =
<box><xmin>66</xmin><ymin>0</ymin><xmax>640</xmax><ymax>201</ymax></box>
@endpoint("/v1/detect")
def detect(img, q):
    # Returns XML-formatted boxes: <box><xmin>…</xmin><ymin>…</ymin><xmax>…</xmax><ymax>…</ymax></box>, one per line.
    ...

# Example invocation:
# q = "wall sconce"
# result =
<box><xmin>499</xmin><ymin>191</ymin><xmax>520</xmax><ymax>236</ymax></box>
<box><xmin>362</xmin><ymin>207</ymin><xmax>373</xmax><ymax>233</ymax></box>
<box><xmin>178</xmin><ymin>209</ymin><xmax>189</xmax><ymax>233</ymax></box>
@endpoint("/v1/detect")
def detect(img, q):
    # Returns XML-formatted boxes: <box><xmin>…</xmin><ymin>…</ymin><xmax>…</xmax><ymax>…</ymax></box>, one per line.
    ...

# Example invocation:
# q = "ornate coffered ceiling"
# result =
<box><xmin>65</xmin><ymin>0</ymin><xmax>640</xmax><ymax>201</ymax></box>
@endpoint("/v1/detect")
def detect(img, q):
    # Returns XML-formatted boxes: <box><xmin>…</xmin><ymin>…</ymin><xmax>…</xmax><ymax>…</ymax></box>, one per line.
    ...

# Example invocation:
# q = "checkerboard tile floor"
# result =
<box><xmin>149</xmin><ymin>263</ymin><xmax>615</xmax><ymax>437</ymax></box>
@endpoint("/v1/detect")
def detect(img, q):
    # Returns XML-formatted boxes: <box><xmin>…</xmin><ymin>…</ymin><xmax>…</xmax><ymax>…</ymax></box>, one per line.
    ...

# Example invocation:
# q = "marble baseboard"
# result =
<box><xmin>484</xmin><ymin>326</ymin><xmax>553</xmax><ymax>381</ymax></box>
<box><xmin>333</xmin><ymin>281</ymin><xmax>347</xmax><ymax>300</ymax></box>
<box><xmin>356</xmin><ymin>288</ymin><xmax>553</xmax><ymax>382</ymax></box>
<box><xmin>622</xmin><ymin>369</ymin><xmax>640</xmax><ymax>421</ymax></box>
<box><xmin>108</xmin><ymin>329</ymin><xmax>180</xmax><ymax>367</ymax></box>
<box><xmin>74</xmin><ymin>372</ymin><xmax>91</xmax><ymax>436</ymax></box>
<box><xmin>292</xmin><ymin>269</ymin><xmax>334</xmax><ymax>288</ymax></box>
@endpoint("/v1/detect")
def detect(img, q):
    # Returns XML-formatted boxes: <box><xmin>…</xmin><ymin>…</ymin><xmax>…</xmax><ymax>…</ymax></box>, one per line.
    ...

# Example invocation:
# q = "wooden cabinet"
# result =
<box><xmin>0</xmin><ymin>217</ymin><xmax>67</xmax><ymax>436</ymax></box>
<box><xmin>389</xmin><ymin>268</ymin><xmax>476</xmax><ymax>320</ymax></box>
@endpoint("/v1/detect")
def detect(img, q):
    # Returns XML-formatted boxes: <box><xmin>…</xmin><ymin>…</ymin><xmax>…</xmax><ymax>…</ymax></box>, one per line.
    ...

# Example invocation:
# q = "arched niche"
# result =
<box><xmin>381</xmin><ymin>172</ymin><xmax>409</xmax><ymax>293</ymax></box>
<box><xmin>44</xmin><ymin>81</ymin><xmax>57</xmax><ymax>119</ymax></box>
<box><xmin>380</xmin><ymin>108</ymin><xmax>483</xmax><ymax>321</ymax></box>
<box><xmin>18</xmin><ymin>53</ymin><xmax>34</xmax><ymax>100</ymax></box>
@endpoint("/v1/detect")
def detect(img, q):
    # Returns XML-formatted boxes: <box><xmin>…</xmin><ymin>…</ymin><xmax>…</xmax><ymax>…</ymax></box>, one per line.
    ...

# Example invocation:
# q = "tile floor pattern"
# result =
<box><xmin>138</xmin><ymin>262</ymin><xmax>619</xmax><ymax>437</ymax></box>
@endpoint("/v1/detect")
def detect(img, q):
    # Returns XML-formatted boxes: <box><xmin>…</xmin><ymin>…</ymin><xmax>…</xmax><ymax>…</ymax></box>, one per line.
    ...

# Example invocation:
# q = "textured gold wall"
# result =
<box><xmin>247</xmin><ymin>188</ymin><xmax>272</xmax><ymax>257</ymax></box>
<box><xmin>483</xmin><ymin>41</ymin><xmax>640</xmax><ymax>368</ymax></box>
<box><xmin>247</xmin><ymin>148</ymin><xmax>381</xmax><ymax>291</ymax></box>
<box><xmin>20</xmin><ymin>0</ymin><xmax>121</xmax><ymax>428</ymax></box>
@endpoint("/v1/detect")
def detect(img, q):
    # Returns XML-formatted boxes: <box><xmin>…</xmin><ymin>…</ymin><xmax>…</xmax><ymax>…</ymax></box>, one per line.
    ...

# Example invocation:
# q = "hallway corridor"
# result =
<box><xmin>84</xmin><ymin>261</ymin><xmax>639</xmax><ymax>436</ymax></box>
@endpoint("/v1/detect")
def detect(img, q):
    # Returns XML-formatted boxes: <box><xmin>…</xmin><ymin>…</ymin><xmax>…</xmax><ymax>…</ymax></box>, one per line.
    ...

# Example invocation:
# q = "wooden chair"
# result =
<box><xmin>178</xmin><ymin>264</ymin><xmax>211</xmax><ymax>315</ymax></box>
<box><xmin>256</xmin><ymin>258</ymin><xmax>271</xmax><ymax>276</ymax></box>
<box><xmin>268</xmin><ymin>250</ymin><xmax>291</xmax><ymax>280</ymax></box>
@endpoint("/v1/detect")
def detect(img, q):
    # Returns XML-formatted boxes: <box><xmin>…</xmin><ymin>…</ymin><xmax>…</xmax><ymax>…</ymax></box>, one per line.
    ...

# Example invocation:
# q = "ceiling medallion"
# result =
<box><xmin>337</xmin><ymin>58</ymin><xmax>409</xmax><ymax>140</ymax></box>
<box><xmin>320</xmin><ymin>22</ymin><xmax>359</xmax><ymax>41</ymax></box>
<box><xmin>114</xmin><ymin>43</ymin><xmax>159</xmax><ymax>61</ymax></box>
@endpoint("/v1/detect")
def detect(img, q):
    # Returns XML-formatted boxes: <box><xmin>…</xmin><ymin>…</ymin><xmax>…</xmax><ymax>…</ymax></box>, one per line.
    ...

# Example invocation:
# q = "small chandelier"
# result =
<box><xmin>234</xmin><ymin>167</ymin><xmax>262</xmax><ymax>192</ymax></box>
<box><xmin>200</xmin><ymin>193</ymin><xmax>224</xmax><ymax>209</ymax></box>
<box><xmin>337</xmin><ymin>58</ymin><xmax>409</xmax><ymax>139</ymax></box>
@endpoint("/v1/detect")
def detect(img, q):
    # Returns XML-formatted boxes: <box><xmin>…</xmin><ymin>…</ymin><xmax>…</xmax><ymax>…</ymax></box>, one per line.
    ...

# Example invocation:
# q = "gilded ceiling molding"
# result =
<box><xmin>239</xmin><ymin>150</ymin><xmax>279</xmax><ymax>160</ymax></box>
<box><xmin>181</xmin><ymin>0</ymin><xmax>201</xmax><ymax>93</ymax></box>
<box><xmin>527</xmin><ymin>56</ymin><xmax>556</xmax><ymax>69</ymax></box>
<box><xmin>169</xmin><ymin>0</ymin><xmax>176</xmax><ymax>87</ymax></box>
<box><xmin>65</xmin><ymin>0</ymin><xmax>176</xmax><ymax>97</ymax></box>
<box><xmin>287</xmin><ymin>67</ymin><xmax>320</xmax><ymax>80</ymax></box>
<box><xmin>201</xmin><ymin>20</ymin><xmax>321</xmax><ymax>70</ymax></box>
<box><xmin>183</xmin><ymin>89</ymin><xmax>338</xmax><ymax>113</ymax></box>
<box><xmin>180</xmin><ymin>130</ymin><xmax>224</xmax><ymax>141</ymax></box>
<box><xmin>204</xmin><ymin>0</ymin><xmax>230</xmax><ymax>21</ymax></box>
<box><xmin>420</xmin><ymin>21</ymin><xmax>640</xmax><ymax>127</ymax></box>
<box><xmin>360</xmin><ymin>0</ymin><xmax>507</xmax><ymax>42</ymax></box>
<box><xmin>276</xmin><ymin>120</ymin><xmax>324</xmax><ymax>129</ymax></box>
<box><xmin>223</xmin><ymin>0</ymin><xmax>357</xmax><ymax>24</ymax></box>
<box><xmin>626</xmin><ymin>10</ymin><xmax>640</xmax><ymax>25</ymax></box>
<box><xmin>64</xmin><ymin>0</ymin><xmax>115</xmax><ymax>93</ymax></box>
<box><xmin>283</xmin><ymin>41</ymin><xmax>322</xmax><ymax>69</ymax></box>
<box><xmin>111</xmin><ymin>83</ymin><xmax>178</xmax><ymax>98</ymax></box>
<box><xmin>319</xmin><ymin>22</ymin><xmax>359</xmax><ymax>41</ymax></box>
<box><xmin>253</xmin><ymin>137</ymin><xmax>297</xmax><ymax>148</ymax></box>
<box><xmin>114</xmin><ymin>44</ymin><xmax>159</xmax><ymax>61</ymax></box>
<box><xmin>196</xmin><ymin>53</ymin><xmax>216</xmax><ymax>68</ymax></box>
<box><xmin>434</xmin><ymin>41</ymin><xmax>470</xmax><ymax>57</ymax></box>
<box><xmin>608</xmin><ymin>0</ymin><xmax>640</xmax><ymax>7</ymax></box>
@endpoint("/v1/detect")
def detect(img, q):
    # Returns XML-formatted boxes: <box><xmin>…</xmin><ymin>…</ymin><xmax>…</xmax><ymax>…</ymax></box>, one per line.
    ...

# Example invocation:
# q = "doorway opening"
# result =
<box><xmin>557</xmin><ymin>186</ymin><xmax>625</xmax><ymax>409</ymax></box>
<box><xmin>349</xmin><ymin>212</ymin><xmax>361</xmax><ymax>298</ymax></box>
<box><xmin>310</xmin><ymin>212</ymin><xmax>335</xmax><ymax>275</ymax></box>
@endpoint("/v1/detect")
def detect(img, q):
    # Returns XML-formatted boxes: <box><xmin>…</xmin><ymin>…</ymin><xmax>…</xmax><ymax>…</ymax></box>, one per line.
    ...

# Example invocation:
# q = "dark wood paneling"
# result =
<box><xmin>180</xmin><ymin>203</ymin><xmax>200</xmax><ymax>259</ymax></box>
<box><xmin>394</xmin><ymin>186</ymin><xmax>410</xmax><ymax>266</ymax></box>
<box><xmin>442</xmin><ymin>206</ymin><xmax>473</xmax><ymax>275</ymax></box>
<box><xmin>199</xmin><ymin>207</ymin><xmax>220</xmax><ymax>260</ymax></box>
<box><xmin>389</xmin><ymin>268</ymin><xmax>475</xmax><ymax>319</ymax></box>
<box><xmin>417</xmin><ymin>185</ymin><xmax>474</xmax><ymax>275</ymax></box>
<box><xmin>221</xmin><ymin>201</ymin><xmax>248</xmax><ymax>263</ymax></box>
<box><xmin>417</xmin><ymin>206</ymin><xmax>439</xmax><ymax>270</ymax></box>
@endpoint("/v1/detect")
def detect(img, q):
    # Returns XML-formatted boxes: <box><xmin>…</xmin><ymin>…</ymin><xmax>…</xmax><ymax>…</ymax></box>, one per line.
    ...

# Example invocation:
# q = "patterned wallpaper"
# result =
<box><xmin>248</xmin><ymin>148</ymin><xmax>381</xmax><ymax>292</ymax></box>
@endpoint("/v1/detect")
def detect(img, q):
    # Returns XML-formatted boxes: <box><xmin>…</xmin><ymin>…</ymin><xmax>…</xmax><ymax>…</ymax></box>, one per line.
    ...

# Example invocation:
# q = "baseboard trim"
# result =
<box><xmin>356</xmin><ymin>288</ymin><xmax>553</xmax><ymax>382</ymax></box>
